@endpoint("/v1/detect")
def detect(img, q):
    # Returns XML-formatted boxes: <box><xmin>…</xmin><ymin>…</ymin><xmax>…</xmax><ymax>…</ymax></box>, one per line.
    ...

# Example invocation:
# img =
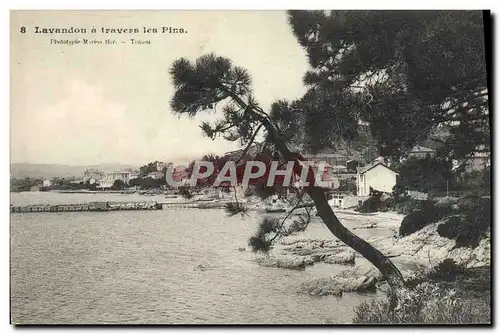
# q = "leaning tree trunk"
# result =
<box><xmin>307</xmin><ymin>187</ymin><xmax>408</xmax><ymax>294</ymax></box>
<box><xmin>283</xmin><ymin>155</ymin><xmax>409</xmax><ymax>298</ymax></box>
<box><xmin>227</xmin><ymin>91</ymin><xmax>409</xmax><ymax>298</ymax></box>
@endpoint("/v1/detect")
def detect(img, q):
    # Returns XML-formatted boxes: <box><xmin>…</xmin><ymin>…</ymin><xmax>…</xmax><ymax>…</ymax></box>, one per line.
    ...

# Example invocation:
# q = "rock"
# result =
<box><xmin>280</xmin><ymin>237</ymin><xmax>340</xmax><ymax>247</ymax></box>
<box><xmin>193</xmin><ymin>263</ymin><xmax>212</xmax><ymax>271</ymax></box>
<box><xmin>237</xmin><ymin>247</ymin><xmax>246</xmax><ymax>252</ymax></box>
<box><xmin>298</xmin><ymin>267</ymin><xmax>379</xmax><ymax>296</ymax></box>
<box><xmin>354</xmin><ymin>222</ymin><xmax>377</xmax><ymax>229</ymax></box>
<box><xmin>256</xmin><ymin>256</ymin><xmax>314</xmax><ymax>270</ymax></box>
<box><xmin>365</xmin><ymin>222</ymin><xmax>490</xmax><ymax>269</ymax></box>
<box><xmin>322</xmin><ymin>250</ymin><xmax>356</xmax><ymax>264</ymax></box>
<box><xmin>280</xmin><ymin>239</ymin><xmax>356</xmax><ymax>265</ymax></box>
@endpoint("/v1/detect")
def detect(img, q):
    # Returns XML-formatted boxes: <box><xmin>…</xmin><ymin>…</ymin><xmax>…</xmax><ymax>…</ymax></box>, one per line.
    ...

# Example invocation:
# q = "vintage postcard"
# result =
<box><xmin>10</xmin><ymin>10</ymin><xmax>491</xmax><ymax>325</ymax></box>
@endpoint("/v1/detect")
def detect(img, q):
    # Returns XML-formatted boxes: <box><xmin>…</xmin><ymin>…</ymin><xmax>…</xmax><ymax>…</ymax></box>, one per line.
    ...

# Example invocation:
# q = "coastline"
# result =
<box><xmin>10</xmin><ymin>191</ymin><xmax>491</xmax><ymax>298</ymax></box>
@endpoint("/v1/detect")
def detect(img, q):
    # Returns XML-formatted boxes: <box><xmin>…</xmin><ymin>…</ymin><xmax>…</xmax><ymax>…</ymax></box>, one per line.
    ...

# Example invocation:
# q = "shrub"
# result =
<box><xmin>437</xmin><ymin>195</ymin><xmax>490</xmax><ymax>248</ymax></box>
<box><xmin>399</xmin><ymin>200</ymin><xmax>446</xmax><ymax>236</ymax></box>
<box><xmin>357</xmin><ymin>188</ymin><xmax>384</xmax><ymax>213</ymax></box>
<box><xmin>393</xmin><ymin>156</ymin><xmax>454</xmax><ymax>196</ymax></box>
<box><xmin>178</xmin><ymin>186</ymin><xmax>194</xmax><ymax>199</ymax></box>
<box><xmin>455</xmin><ymin>168</ymin><xmax>491</xmax><ymax>195</ymax></box>
<box><xmin>394</xmin><ymin>197</ymin><xmax>420</xmax><ymax>215</ymax></box>
<box><xmin>353</xmin><ymin>283</ymin><xmax>490</xmax><ymax>324</ymax></box>
<box><xmin>457</xmin><ymin>195</ymin><xmax>488</xmax><ymax>214</ymax></box>
<box><xmin>437</xmin><ymin>215</ymin><xmax>463</xmax><ymax>239</ymax></box>
<box><xmin>382</xmin><ymin>197</ymin><xmax>395</xmax><ymax>210</ymax></box>
<box><xmin>434</xmin><ymin>198</ymin><xmax>458</xmax><ymax>216</ymax></box>
<box><xmin>429</xmin><ymin>258</ymin><xmax>465</xmax><ymax>282</ymax></box>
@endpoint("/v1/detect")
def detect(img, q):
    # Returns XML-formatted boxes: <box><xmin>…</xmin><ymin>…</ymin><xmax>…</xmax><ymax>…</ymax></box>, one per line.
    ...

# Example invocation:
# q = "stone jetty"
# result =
<box><xmin>10</xmin><ymin>201</ymin><xmax>162</xmax><ymax>213</ymax></box>
<box><xmin>160</xmin><ymin>201</ymin><xmax>228</xmax><ymax>209</ymax></box>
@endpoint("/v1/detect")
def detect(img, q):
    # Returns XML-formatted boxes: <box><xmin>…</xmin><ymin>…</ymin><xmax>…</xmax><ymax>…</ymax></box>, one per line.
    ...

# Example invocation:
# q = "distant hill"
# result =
<box><xmin>10</xmin><ymin>163</ymin><xmax>138</xmax><ymax>179</ymax></box>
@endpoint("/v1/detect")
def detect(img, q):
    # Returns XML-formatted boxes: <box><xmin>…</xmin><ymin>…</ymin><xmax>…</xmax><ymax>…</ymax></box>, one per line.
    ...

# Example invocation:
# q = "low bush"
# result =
<box><xmin>398</xmin><ymin>200</ymin><xmax>447</xmax><ymax>237</ymax></box>
<box><xmin>352</xmin><ymin>283</ymin><xmax>490</xmax><ymax>324</ymax></box>
<box><xmin>393</xmin><ymin>197</ymin><xmax>421</xmax><ymax>215</ymax></box>
<box><xmin>177</xmin><ymin>186</ymin><xmax>194</xmax><ymax>199</ymax></box>
<box><xmin>399</xmin><ymin>211</ymin><xmax>432</xmax><ymax>237</ymax></box>
<box><xmin>357</xmin><ymin>188</ymin><xmax>384</xmax><ymax>213</ymax></box>
<box><xmin>438</xmin><ymin>216</ymin><xmax>488</xmax><ymax>249</ymax></box>
<box><xmin>437</xmin><ymin>195</ymin><xmax>490</xmax><ymax>248</ymax></box>
<box><xmin>437</xmin><ymin>215</ymin><xmax>463</xmax><ymax>239</ymax></box>
<box><xmin>428</xmin><ymin>258</ymin><xmax>465</xmax><ymax>282</ymax></box>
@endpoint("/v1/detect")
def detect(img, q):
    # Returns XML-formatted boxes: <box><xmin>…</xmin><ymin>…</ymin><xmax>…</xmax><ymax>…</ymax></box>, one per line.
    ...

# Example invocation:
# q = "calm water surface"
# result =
<box><xmin>11</xmin><ymin>192</ymin><xmax>379</xmax><ymax>324</ymax></box>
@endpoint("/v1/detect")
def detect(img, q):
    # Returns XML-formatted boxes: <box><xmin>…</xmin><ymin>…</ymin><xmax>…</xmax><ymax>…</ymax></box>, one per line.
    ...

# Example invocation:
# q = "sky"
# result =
<box><xmin>10</xmin><ymin>10</ymin><xmax>310</xmax><ymax>166</ymax></box>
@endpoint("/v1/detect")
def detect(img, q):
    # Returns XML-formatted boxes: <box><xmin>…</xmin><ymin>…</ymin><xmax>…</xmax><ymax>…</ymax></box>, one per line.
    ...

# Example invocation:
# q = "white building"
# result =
<box><xmin>98</xmin><ymin>170</ymin><xmax>133</xmax><ymax>188</ymax></box>
<box><xmin>329</xmin><ymin>193</ymin><xmax>360</xmax><ymax>209</ymax></box>
<box><xmin>42</xmin><ymin>179</ymin><xmax>52</xmax><ymax>187</ymax></box>
<box><xmin>83</xmin><ymin>168</ymin><xmax>105</xmax><ymax>183</ymax></box>
<box><xmin>147</xmin><ymin>171</ymin><xmax>165</xmax><ymax>180</ymax></box>
<box><xmin>356</xmin><ymin>162</ymin><xmax>398</xmax><ymax>197</ymax></box>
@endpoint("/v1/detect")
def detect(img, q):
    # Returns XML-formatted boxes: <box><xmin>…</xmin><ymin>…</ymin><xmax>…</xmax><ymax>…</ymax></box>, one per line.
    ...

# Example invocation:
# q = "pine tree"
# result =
<box><xmin>169</xmin><ymin>52</ymin><xmax>408</xmax><ymax>298</ymax></box>
<box><xmin>287</xmin><ymin>10</ymin><xmax>490</xmax><ymax>161</ymax></box>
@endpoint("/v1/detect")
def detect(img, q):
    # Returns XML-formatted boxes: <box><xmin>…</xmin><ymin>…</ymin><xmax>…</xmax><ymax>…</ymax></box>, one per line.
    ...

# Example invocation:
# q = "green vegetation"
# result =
<box><xmin>337</xmin><ymin>177</ymin><xmax>357</xmax><ymax>195</ymax></box>
<box><xmin>454</xmin><ymin>168</ymin><xmax>491</xmax><ymax>195</ymax></box>
<box><xmin>288</xmin><ymin>11</ymin><xmax>488</xmax><ymax>161</ymax></box>
<box><xmin>356</xmin><ymin>188</ymin><xmax>384</xmax><ymax>213</ymax></box>
<box><xmin>437</xmin><ymin>195</ymin><xmax>490</xmax><ymax>248</ymax></box>
<box><xmin>167</xmin><ymin>9</ymin><xmax>490</xmax><ymax>315</ymax></box>
<box><xmin>353</xmin><ymin>285</ymin><xmax>490</xmax><ymax>324</ymax></box>
<box><xmin>111</xmin><ymin>179</ymin><xmax>127</xmax><ymax>190</ymax></box>
<box><xmin>139</xmin><ymin>161</ymin><xmax>160</xmax><ymax>177</ymax></box>
<box><xmin>10</xmin><ymin>177</ymin><xmax>43</xmax><ymax>192</ymax></box>
<box><xmin>393</xmin><ymin>156</ymin><xmax>454</xmax><ymax>196</ymax></box>
<box><xmin>398</xmin><ymin>199</ymin><xmax>454</xmax><ymax>236</ymax></box>
<box><xmin>354</xmin><ymin>259</ymin><xmax>490</xmax><ymax>324</ymax></box>
<box><xmin>129</xmin><ymin>177</ymin><xmax>165</xmax><ymax>190</ymax></box>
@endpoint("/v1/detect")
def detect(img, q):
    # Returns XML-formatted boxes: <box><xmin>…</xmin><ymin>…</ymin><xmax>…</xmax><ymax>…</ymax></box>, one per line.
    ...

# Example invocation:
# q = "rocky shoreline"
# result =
<box><xmin>252</xmin><ymin>210</ymin><xmax>490</xmax><ymax>297</ymax></box>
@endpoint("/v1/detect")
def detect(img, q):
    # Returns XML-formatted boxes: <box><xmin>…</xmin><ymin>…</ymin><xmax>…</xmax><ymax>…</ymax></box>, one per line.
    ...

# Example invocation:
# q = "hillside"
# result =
<box><xmin>10</xmin><ymin>163</ymin><xmax>138</xmax><ymax>179</ymax></box>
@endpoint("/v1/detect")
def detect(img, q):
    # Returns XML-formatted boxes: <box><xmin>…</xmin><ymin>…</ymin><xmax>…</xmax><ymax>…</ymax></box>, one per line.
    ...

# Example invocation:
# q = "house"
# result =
<box><xmin>42</xmin><ymin>179</ymin><xmax>52</xmax><ymax>187</ymax></box>
<box><xmin>303</xmin><ymin>153</ymin><xmax>349</xmax><ymax>168</ymax></box>
<box><xmin>356</xmin><ymin>162</ymin><xmax>398</xmax><ymax>197</ymax></box>
<box><xmin>147</xmin><ymin>171</ymin><xmax>165</xmax><ymax>180</ymax></box>
<box><xmin>83</xmin><ymin>168</ymin><xmax>105</xmax><ymax>183</ymax></box>
<box><xmin>153</xmin><ymin>161</ymin><xmax>171</xmax><ymax>172</ymax></box>
<box><xmin>329</xmin><ymin>192</ymin><xmax>360</xmax><ymax>209</ymax></box>
<box><xmin>409</xmin><ymin>145</ymin><xmax>436</xmax><ymax>159</ymax></box>
<box><xmin>96</xmin><ymin>170</ymin><xmax>133</xmax><ymax>188</ymax></box>
<box><xmin>223</xmin><ymin>143</ymin><xmax>265</xmax><ymax>161</ymax></box>
<box><xmin>290</xmin><ymin>161</ymin><xmax>340</xmax><ymax>189</ymax></box>
<box><xmin>309</xmin><ymin>162</ymin><xmax>340</xmax><ymax>189</ymax></box>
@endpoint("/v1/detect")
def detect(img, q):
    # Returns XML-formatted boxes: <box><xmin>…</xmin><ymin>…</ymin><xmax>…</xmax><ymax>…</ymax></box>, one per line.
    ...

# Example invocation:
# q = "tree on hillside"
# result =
<box><xmin>139</xmin><ymin>162</ymin><xmax>158</xmax><ymax>177</ymax></box>
<box><xmin>10</xmin><ymin>177</ymin><xmax>43</xmax><ymax>192</ymax></box>
<box><xmin>168</xmin><ymin>11</ymin><xmax>490</xmax><ymax>302</ymax></box>
<box><xmin>169</xmin><ymin>54</ymin><xmax>408</xmax><ymax>297</ymax></box>
<box><xmin>286</xmin><ymin>10</ymin><xmax>489</xmax><ymax>162</ymax></box>
<box><xmin>111</xmin><ymin>179</ymin><xmax>127</xmax><ymax>190</ymax></box>
<box><xmin>129</xmin><ymin>176</ymin><xmax>163</xmax><ymax>189</ymax></box>
<box><xmin>393</xmin><ymin>156</ymin><xmax>454</xmax><ymax>195</ymax></box>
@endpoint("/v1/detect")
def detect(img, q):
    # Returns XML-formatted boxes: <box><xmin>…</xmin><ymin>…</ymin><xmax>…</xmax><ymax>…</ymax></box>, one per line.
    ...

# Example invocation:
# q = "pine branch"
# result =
<box><xmin>235</xmin><ymin>124</ymin><xmax>264</xmax><ymax>164</ymax></box>
<box><xmin>224</xmin><ymin>186</ymin><xmax>249</xmax><ymax>217</ymax></box>
<box><xmin>268</xmin><ymin>192</ymin><xmax>306</xmax><ymax>243</ymax></box>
